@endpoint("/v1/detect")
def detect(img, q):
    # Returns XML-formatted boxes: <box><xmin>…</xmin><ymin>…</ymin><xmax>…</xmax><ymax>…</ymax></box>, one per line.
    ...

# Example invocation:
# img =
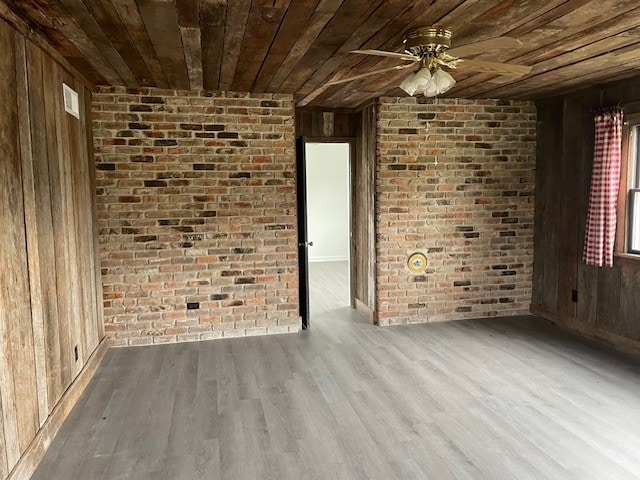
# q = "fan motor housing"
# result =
<box><xmin>404</xmin><ymin>27</ymin><xmax>452</xmax><ymax>56</ymax></box>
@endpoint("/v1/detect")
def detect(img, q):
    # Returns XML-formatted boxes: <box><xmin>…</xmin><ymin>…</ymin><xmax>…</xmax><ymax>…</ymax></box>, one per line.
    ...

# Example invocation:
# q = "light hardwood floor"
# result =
<box><xmin>30</xmin><ymin>261</ymin><xmax>640</xmax><ymax>479</ymax></box>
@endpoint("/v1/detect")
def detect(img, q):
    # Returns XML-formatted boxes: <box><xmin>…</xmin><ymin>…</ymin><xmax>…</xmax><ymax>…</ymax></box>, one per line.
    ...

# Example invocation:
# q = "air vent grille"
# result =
<box><xmin>63</xmin><ymin>83</ymin><xmax>80</xmax><ymax>119</ymax></box>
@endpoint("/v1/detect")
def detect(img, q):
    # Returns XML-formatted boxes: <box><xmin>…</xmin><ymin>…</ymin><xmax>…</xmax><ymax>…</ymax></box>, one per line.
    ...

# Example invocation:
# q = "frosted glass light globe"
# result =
<box><xmin>433</xmin><ymin>69</ymin><xmax>456</xmax><ymax>94</ymax></box>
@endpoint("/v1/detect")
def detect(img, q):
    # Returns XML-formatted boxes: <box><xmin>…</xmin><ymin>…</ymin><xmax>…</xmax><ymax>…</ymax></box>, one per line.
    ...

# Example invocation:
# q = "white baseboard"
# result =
<box><xmin>308</xmin><ymin>256</ymin><xmax>349</xmax><ymax>263</ymax></box>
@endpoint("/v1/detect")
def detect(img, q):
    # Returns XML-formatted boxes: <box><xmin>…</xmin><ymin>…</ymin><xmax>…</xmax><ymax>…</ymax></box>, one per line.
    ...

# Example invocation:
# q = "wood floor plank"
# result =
<box><xmin>29</xmin><ymin>261</ymin><xmax>640</xmax><ymax>479</ymax></box>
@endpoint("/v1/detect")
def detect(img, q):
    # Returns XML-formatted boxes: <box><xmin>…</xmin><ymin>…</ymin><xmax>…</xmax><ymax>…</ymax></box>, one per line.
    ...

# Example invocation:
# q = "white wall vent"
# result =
<box><xmin>63</xmin><ymin>83</ymin><xmax>80</xmax><ymax>119</ymax></box>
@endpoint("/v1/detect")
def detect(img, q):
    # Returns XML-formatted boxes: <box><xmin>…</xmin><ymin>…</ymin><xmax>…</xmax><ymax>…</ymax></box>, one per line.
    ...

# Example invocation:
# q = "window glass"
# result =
<box><xmin>634</xmin><ymin>126</ymin><xmax>640</xmax><ymax>188</ymax></box>
<box><xmin>630</xmin><ymin>190</ymin><xmax>640</xmax><ymax>254</ymax></box>
<box><xmin>629</xmin><ymin>126</ymin><xmax>640</xmax><ymax>254</ymax></box>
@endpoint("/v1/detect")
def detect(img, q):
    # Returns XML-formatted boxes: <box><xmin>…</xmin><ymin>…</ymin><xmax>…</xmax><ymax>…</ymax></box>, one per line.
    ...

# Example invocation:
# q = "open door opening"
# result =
<box><xmin>296</xmin><ymin>138</ymin><xmax>353</xmax><ymax>329</ymax></box>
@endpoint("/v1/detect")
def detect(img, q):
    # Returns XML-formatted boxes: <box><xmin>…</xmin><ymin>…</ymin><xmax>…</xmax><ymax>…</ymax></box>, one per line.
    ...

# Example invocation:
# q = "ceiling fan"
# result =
<box><xmin>326</xmin><ymin>27</ymin><xmax>531</xmax><ymax>97</ymax></box>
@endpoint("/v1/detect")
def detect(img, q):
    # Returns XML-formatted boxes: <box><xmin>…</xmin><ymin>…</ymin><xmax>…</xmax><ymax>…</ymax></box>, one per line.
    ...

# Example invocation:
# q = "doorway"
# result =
<box><xmin>296</xmin><ymin>139</ymin><xmax>353</xmax><ymax>328</ymax></box>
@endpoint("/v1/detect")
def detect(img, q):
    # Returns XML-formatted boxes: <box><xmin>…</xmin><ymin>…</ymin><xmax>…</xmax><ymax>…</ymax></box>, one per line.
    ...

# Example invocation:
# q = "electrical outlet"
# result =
<box><xmin>74</xmin><ymin>345</ymin><xmax>79</xmax><ymax>362</ymax></box>
<box><xmin>571</xmin><ymin>290</ymin><xmax>578</xmax><ymax>303</ymax></box>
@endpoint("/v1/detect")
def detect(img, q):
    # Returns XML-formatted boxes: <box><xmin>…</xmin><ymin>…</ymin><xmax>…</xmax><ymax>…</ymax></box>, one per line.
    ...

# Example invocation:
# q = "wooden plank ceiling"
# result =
<box><xmin>4</xmin><ymin>0</ymin><xmax>640</xmax><ymax>108</ymax></box>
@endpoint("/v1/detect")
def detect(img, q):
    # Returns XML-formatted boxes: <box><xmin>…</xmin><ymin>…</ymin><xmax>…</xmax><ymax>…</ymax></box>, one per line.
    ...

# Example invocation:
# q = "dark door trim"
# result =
<box><xmin>296</xmin><ymin>137</ymin><xmax>310</xmax><ymax>329</ymax></box>
<box><xmin>296</xmin><ymin>137</ymin><xmax>356</xmax><ymax>330</ymax></box>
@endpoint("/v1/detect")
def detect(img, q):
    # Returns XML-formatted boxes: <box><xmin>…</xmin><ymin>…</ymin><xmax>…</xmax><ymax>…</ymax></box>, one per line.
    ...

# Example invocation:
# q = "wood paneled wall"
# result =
<box><xmin>0</xmin><ymin>17</ymin><xmax>103</xmax><ymax>480</ymax></box>
<box><xmin>533</xmin><ymin>75</ymin><xmax>640</xmax><ymax>351</ymax></box>
<box><xmin>353</xmin><ymin>104</ymin><xmax>377</xmax><ymax>317</ymax></box>
<box><xmin>295</xmin><ymin>108</ymin><xmax>356</xmax><ymax>138</ymax></box>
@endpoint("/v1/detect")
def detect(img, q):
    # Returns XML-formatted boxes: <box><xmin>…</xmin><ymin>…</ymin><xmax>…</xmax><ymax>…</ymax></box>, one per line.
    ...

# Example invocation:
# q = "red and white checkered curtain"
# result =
<box><xmin>583</xmin><ymin>108</ymin><xmax>623</xmax><ymax>267</ymax></box>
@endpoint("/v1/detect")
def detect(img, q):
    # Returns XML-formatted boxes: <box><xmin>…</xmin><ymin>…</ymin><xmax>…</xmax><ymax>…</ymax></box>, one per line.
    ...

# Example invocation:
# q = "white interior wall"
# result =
<box><xmin>305</xmin><ymin>143</ymin><xmax>350</xmax><ymax>262</ymax></box>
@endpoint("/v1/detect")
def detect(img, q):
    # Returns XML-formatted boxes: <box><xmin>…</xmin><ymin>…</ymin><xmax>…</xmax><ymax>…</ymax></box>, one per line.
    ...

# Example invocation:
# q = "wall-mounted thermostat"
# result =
<box><xmin>63</xmin><ymin>83</ymin><xmax>80</xmax><ymax>119</ymax></box>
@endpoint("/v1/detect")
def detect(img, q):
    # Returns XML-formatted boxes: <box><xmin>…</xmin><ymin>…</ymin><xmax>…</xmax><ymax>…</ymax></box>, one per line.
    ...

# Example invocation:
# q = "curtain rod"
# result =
<box><xmin>592</xmin><ymin>103</ymin><xmax>623</xmax><ymax>114</ymax></box>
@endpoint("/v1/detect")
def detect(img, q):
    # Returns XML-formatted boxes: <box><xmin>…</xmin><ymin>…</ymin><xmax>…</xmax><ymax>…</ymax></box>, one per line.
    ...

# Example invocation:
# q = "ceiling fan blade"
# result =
<box><xmin>457</xmin><ymin>59</ymin><xmax>531</xmax><ymax>76</ymax></box>
<box><xmin>350</xmin><ymin>49</ymin><xmax>419</xmax><ymax>61</ymax></box>
<box><xmin>326</xmin><ymin>64</ymin><xmax>416</xmax><ymax>86</ymax></box>
<box><xmin>447</xmin><ymin>37</ymin><xmax>522</xmax><ymax>58</ymax></box>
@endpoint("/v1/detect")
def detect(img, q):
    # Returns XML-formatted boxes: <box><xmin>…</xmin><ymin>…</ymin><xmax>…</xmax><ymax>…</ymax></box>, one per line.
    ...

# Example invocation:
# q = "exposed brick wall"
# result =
<box><xmin>376</xmin><ymin>97</ymin><xmax>536</xmax><ymax>325</ymax></box>
<box><xmin>92</xmin><ymin>88</ymin><xmax>299</xmax><ymax>346</ymax></box>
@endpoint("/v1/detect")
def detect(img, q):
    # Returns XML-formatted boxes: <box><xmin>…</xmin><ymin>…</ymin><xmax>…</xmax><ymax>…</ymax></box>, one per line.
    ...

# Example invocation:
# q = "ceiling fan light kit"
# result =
<box><xmin>400</xmin><ymin>67</ymin><xmax>456</xmax><ymax>97</ymax></box>
<box><xmin>333</xmin><ymin>26</ymin><xmax>532</xmax><ymax>98</ymax></box>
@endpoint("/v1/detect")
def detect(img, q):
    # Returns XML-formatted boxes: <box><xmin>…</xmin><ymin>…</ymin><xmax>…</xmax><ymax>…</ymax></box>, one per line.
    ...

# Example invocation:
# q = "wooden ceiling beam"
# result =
<box><xmin>251</xmin><ymin>0</ymin><xmax>322</xmax><ymax>92</ymax></box>
<box><xmin>451</xmin><ymin>3</ymin><xmax>640</xmax><ymax>98</ymax></box>
<box><xmin>279</xmin><ymin>0</ymin><xmax>387</xmax><ymax>94</ymax></box>
<box><xmin>266</xmin><ymin>0</ymin><xmax>344</xmax><ymax>92</ymax></box>
<box><xmin>301</xmin><ymin>0</ymin><xmax>513</xmax><ymax>106</ymax></box>
<box><xmin>475</xmin><ymin>41</ymin><xmax>640</xmax><ymax>99</ymax></box>
<box><xmin>5</xmin><ymin>0</ymin><xmax>640</xmax><ymax>105</ymax></box>
<box><xmin>218</xmin><ymin>0</ymin><xmax>250</xmax><ymax>91</ymax></box>
<box><xmin>295</xmin><ymin>0</ymin><xmax>416</xmax><ymax>99</ymax></box>
<box><xmin>297</xmin><ymin>0</ymin><xmax>447</xmax><ymax>106</ymax></box>
<box><xmin>231</xmin><ymin>0</ymin><xmax>292</xmax><ymax>92</ymax></box>
<box><xmin>516</xmin><ymin>67</ymin><xmax>640</xmax><ymax>101</ymax></box>
<box><xmin>82</xmin><ymin>0</ymin><xmax>154</xmax><ymax>86</ymax></box>
<box><xmin>35</xmin><ymin>4</ymin><xmax>124</xmax><ymax>85</ymax></box>
<box><xmin>176</xmin><ymin>0</ymin><xmax>203</xmax><ymax>90</ymax></box>
<box><xmin>458</xmin><ymin>29</ymin><xmax>640</xmax><ymax>98</ymax></box>
<box><xmin>175</xmin><ymin>0</ymin><xmax>199</xmax><ymax>27</ymax></box>
<box><xmin>13</xmin><ymin>0</ymin><xmax>123</xmax><ymax>86</ymax></box>
<box><xmin>0</xmin><ymin>0</ymin><xmax>96</xmax><ymax>89</ymax></box>
<box><xmin>57</xmin><ymin>0</ymin><xmax>136</xmax><ymax>85</ymax></box>
<box><xmin>200</xmin><ymin>0</ymin><xmax>226</xmax><ymax>91</ymax></box>
<box><xmin>137</xmin><ymin>0</ymin><xmax>190</xmax><ymax>90</ymax></box>
<box><xmin>321</xmin><ymin>65</ymin><xmax>410</xmax><ymax>108</ymax></box>
<box><xmin>309</xmin><ymin>0</ymin><xmax>604</xmax><ymax>106</ymax></box>
<box><xmin>110</xmin><ymin>0</ymin><xmax>169</xmax><ymax>88</ymax></box>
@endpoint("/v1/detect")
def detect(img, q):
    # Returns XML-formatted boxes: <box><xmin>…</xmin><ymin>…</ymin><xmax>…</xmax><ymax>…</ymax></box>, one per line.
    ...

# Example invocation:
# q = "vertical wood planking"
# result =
<box><xmin>295</xmin><ymin>108</ymin><xmax>356</xmax><ymax>138</ymax></box>
<box><xmin>74</xmin><ymin>74</ymin><xmax>100</xmax><ymax>353</ymax></box>
<box><xmin>531</xmin><ymin>101</ymin><xmax>548</xmax><ymax>307</ymax></box>
<box><xmin>556</xmin><ymin>99</ymin><xmax>582</xmax><ymax>318</ymax></box>
<box><xmin>65</xmin><ymin>71</ymin><xmax>90</xmax><ymax>367</ymax></box>
<box><xmin>25</xmin><ymin>41</ymin><xmax>65</xmax><ymax>416</ymax></box>
<box><xmin>576</xmin><ymin>89</ymin><xmax>600</xmax><ymax>327</ymax></box>
<box><xmin>364</xmin><ymin>104</ymin><xmax>377</xmax><ymax>312</ymax></box>
<box><xmin>85</xmin><ymin>87</ymin><xmax>105</xmax><ymax>341</ymax></box>
<box><xmin>0</xmin><ymin>393</ymin><xmax>5</xmax><ymax>478</ymax></box>
<box><xmin>78</xmin><ymin>84</ymin><xmax>101</xmax><ymax>349</ymax></box>
<box><xmin>542</xmin><ymin>99</ymin><xmax>562</xmax><ymax>312</ymax></box>
<box><xmin>619</xmin><ymin>268</ymin><xmax>640</xmax><ymax>340</ymax></box>
<box><xmin>533</xmin><ymin>99</ymin><xmax>563</xmax><ymax>311</ymax></box>
<box><xmin>596</xmin><ymin>267</ymin><xmax>621</xmax><ymax>333</ymax></box>
<box><xmin>535</xmin><ymin>76</ymin><xmax>640</xmax><ymax>349</ymax></box>
<box><xmin>43</xmin><ymin>55</ymin><xmax>75</xmax><ymax>397</ymax></box>
<box><xmin>0</xmin><ymin>16</ymin><xmax>104</xmax><ymax>480</ymax></box>
<box><xmin>56</xmin><ymin>65</ymin><xmax>85</xmax><ymax>377</ymax></box>
<box><xmin>352</xmin><ymin>103</ymin><xmax>377</xmax><ymax>314</ymax></box>
<box><xmin>0</xmin><ymin>18</ymin><xmax>22</xmax><ymax>472</ymax></box>
<box><xmin>15</xmin><ymin>33</ymin><xmax>49</xmax><ymax>427</ymax></box>
<box><xmin>0</xmin><ymin>20</ymin><xmax>39</xmax><ymax>467</ymax></box>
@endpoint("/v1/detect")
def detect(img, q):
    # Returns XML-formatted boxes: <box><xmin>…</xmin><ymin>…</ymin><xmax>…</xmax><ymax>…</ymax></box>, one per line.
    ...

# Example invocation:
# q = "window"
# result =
<box><xmin>630</xmin><ymin>186</ymin><xmax>640</xmax><ymax>253</ymax></box>
<box><xmin>620</xmin><ymin>118</ymin><xmax>640</xmax><ymax>256</ymax></box>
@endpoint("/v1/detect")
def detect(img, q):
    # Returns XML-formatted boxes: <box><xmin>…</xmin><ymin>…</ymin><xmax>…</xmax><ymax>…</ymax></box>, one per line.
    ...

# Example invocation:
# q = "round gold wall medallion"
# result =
<box><xmin>407</xmin><ymin>252</ymin><xmax>427</xmax><ymax>273</ymax></box>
